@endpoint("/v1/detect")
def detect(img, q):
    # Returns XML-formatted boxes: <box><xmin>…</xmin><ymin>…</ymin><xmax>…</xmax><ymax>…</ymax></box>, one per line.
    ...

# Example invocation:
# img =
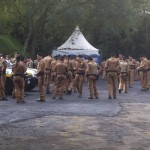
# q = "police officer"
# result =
<box><xmin>74</xmin><ymin>55</ymin><xmax>86</xmax><ymax>98</ymax></box>
<box><xmin>137</xmin><ymin>56</ymin><xmax>150</xmax><ymax>91</ymax></box>
<box><xmin>86</xmin><ymin>56</ymin><xmax>99</xmax><ymax>99</ymax></box>
<box><xmin>12</xmin><ymin>56</ymin><xmax>26</xmax><ymax>103</ymax></box>
<box><xmin>105</xmin><ymin>53</ymin><xmax>119</xmax><ymax>99</ymax></box>
<box><xmin>53</xmin><ymin>56</ymin><xmax>68</xmax><ymax>99</ymax></box>
<box><xmin>0</xmin><ymin>61</ymin><xmax>4</xmax><ymax>101</ymax></box>
<box><xmin>64</xmin><ymin>56</ymin><xmax>74</xmax><ymax>94</ymax></box>
<box><xmin>44</xmin><ymin>51</ymin><xmax>52</xmax><ymax>94</ymax></box>
<box><xmin>118</xmin><ymin>57</ymin><xmax>129</xmax><ymax>93</ymax></box>
<box><xmin>36</xmin><ymin>53</ymin><xmax>45</xmax><ymax>102</ymax></box>
<box><xmin>100</xmin><ymin>61</ymin><xmax>106</xmax><ymax>80</ymax></box>
<box><xmin>127</xmin><ymin>56</ymin><xmax>136</xmax><ymax>88</ymax></box>
<box><xmin>1</xmin><ymin>54</ymin><xmax>8</xmax><ymax>100</ymax></box>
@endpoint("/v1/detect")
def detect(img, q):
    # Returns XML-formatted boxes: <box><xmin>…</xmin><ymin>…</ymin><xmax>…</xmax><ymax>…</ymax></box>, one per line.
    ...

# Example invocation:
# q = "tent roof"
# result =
<box><xmin>57</xmin><ymin>26</ymin><xmax>98</xmax><ymax>51</ymax></box>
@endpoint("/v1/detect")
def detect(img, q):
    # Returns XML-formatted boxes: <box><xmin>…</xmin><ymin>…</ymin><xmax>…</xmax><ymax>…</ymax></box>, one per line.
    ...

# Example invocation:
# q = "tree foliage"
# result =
<box><xmin>0</xmin><ymin>0</ymin><xmax>149</xmax><ymax>58</ymax></box>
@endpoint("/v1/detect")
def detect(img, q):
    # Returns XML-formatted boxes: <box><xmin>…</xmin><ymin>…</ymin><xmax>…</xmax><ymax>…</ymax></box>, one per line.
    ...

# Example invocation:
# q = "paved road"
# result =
<box><xmin>0</xmin><ymin>79</ymin><xmax>150</xmax><ymax>150</ymax></box>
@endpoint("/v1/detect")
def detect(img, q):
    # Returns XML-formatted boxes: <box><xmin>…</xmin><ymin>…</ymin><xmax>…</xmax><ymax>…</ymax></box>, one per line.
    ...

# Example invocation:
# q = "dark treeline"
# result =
<box><xmin>0</xmin><ymin>0</ymin><xmax>150</xmax><ymax>59</ymax></box>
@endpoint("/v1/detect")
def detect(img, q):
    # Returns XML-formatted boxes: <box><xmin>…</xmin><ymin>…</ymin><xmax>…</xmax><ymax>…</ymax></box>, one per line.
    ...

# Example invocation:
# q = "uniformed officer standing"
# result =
<box><xmin>12</xmin><ymin>56</ymin><xmax>26</xmax><ymax>103</ymax></box>
<box><xmin>127</xmin><ymin>56</ymin><xmax>136</xmax><ymax>88</ymax></box>
<box><xmin>86</xmin><ymin>56</ymin><xmax>99</xmax><ymax>99</ymax></box>
<box><xmin>74</xmin><ymin>56</ymin><xmax>86</xmax><ymax>98</ymax></box>
<box><xmin>44</xmin><ymin>51</ymin><xmax>52</xmax><ymax>94</ymax></box>
<box><xmin>1</xmin><ymin>54</ymin><xmax>8</xmax><ymax>100</ymax></box>
<box><xmin>105</xmin><ymin>53</ymin><xmax>119</xmax><ymax>99</ymax></box>
<box><xmin>64</xmin><ymin>56</ymin><xmax>74</xmax><ymax>94</ymax></box>
<box><xmin>137</xmin><ymin>56</ymin><xmax>150</xmax><ymax>91</ymax></box>
<box><xmin>118</xmin><ymin>57</ymin><xmax>129</xmax><ymax>93</ymax></box>
<box><xmin>0</xmin><ymin>61</ymin><xmax>4</xmax><ymax>100</ymax></box>
<box><xmin>100</xmin><ymin>61</ymin><xmax>106</xmax><ymax>80</ymax></box>
<box><xmin>36</xmin><ymin>53</ymin><xmax>45</xmax><ymax>102</ymax></box>
<box><xmin>53</xmin><ymin>56</ymin><xmax>68</xmax><ymax>99</ymax></box>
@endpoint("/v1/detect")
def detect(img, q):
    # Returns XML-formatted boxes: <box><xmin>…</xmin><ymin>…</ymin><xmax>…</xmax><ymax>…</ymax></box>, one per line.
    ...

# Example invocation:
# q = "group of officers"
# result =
<box><xmin>0</xmin><ymin>51</ymin><xmax>150</xmax><ymax>103</ymax></box>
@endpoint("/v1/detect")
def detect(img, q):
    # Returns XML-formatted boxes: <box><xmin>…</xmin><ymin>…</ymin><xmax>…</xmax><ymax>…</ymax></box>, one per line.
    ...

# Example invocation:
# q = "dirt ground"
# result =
<box><xmin>0</xmin><ymin>79</ymin><xmax>150</xmax><ymax>150</ymax></box>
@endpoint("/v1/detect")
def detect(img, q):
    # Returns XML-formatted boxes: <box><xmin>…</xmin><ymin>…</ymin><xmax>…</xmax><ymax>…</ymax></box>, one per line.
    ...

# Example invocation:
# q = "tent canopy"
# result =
<box><xmin>52</xmin><ymin>26</ymin><xmax>99</xmax><ymax>56</ymax></box>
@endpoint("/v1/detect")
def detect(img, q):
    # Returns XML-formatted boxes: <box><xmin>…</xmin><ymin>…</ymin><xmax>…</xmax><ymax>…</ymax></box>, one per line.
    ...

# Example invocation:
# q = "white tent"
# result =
<box><xmin>52</xmin><ymin>26</ymin><xmax>100</xmax><ymax>57</ymax></box>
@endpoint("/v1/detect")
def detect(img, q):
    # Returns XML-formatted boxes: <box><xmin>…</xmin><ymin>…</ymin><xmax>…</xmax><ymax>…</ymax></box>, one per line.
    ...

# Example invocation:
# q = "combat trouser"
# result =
<box><xmin>88</xmin><ymin>75</ymin><xmax>98</xmax><ymax>98</ymax></box>
<box><xmin>0</xmin><ymin>76</ymin><xmax>4</xmax><ymax>100</ymax></box>
<box><xmin>74</xmin><ymin>74</ymin><xmax>84</xmax><ymax>97</ymax></box>
<box><xmin>44</xmin><ymin>70</ymin><xmax>51</xmax><ymax>94</ymax></box>
<box><xmin>107</xmin><ymin>72</ymin><xmax>117</xmax><ymax>99</ymax></box>
<box><xmin>38</xmin><ymin>75</ymin><xmax>45</xmax><ymax>100</ymax></box>
<box><xmin>128</xmin><ymin>69</ymin><xmax>135</xmax><ymax>87</ymax></box>
<box><xmin>119</xmin><ymin>73</ymin><xmax>128</xmax><ymax>93</ymax></box>
<box><xmin>53</xmin><ymin>74</ymin><xmax>66</xmax><ymax>99</ymax></box>
<box><xmin>147</xmin><ymin>71</ymin><xmax>150</xmax><ymax>89</ymax></box>
<box><xmin>1</xmin><ymin>74</ymin><xmax>6</xmax><ymax>98</ymax></box>
<box><xmin>13</xmin><ymin>76</ymin><xmax>24</xmax><ymax>103</ymax></box>
<box><xmin>102</xmin><ymin>70</ymin><xmax>106</xmax><ymax>80</ymax></box>
<box><xmin>65</xmin><ymin>71</ymin><xmax>73</xmax><ymax>93</ymax></box>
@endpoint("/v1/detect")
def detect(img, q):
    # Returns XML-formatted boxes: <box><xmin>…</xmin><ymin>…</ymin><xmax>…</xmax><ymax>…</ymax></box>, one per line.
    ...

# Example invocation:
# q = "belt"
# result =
<box><xmin>57</xmin><ymin>73</ymin><xmax>65</xmax><ymax>75</ymax></box>
<box><xmin>13</xmin><ymin>73</ymin><xmax>24</xmax><ymax>77</ymax></box>
<box><xmin>46</xmin><ymin>68</ymin><xmax>51</xmax><ymax>70</ymax></box>
<box><xmin>107</xmin><ymin>70</ymin><xmax>117</xmax><ymax>73</ymax></box>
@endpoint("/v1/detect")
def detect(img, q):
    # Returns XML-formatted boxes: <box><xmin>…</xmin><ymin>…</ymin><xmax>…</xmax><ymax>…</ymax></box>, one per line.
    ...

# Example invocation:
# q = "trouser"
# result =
<box><xmin>0</xmin><ymin>77</ymin><xmax>4</xmax><ymax>99</ymax></box>
<box><xmin>13</xmin><ymin>76</ymin><xmax>24</xmax><ymax>102</ymax></box>
<box><xmin>107</xmin><ymin>72</ymin><xmax>117</xmax><ymax>98</ymax></box>
<box><xmin>44</xmin><ymin>70</ymin><xmax>51</xmax><ymax>93</ymax></box>
<box><xmin>102</xmin><ymin>70</ymin><xmax>106</xmax><ymax>79</ymax></box>
<box><xmin>88</xmin><ymin>75</ymin><xmax>98</xmax><ymax>98</ymax></box>
<box><xmin>74</xmin><ymin>74</ymin><xmax>84</xmax><ymax>96</ymax></box>
<box><xmin>119</xmin><ymin>73</ymin><xmax>128</xmax><ymax>92</ymax></box>
<box><xmin>139</xmin><ymin>71</ymin><xmax>148</xmax><ymax>90</ymax></box>
<box><xmin>38</xmin><ymin>76</ymin><xmax>45</xmax><ymax>100</ymax></box>
<box><xmin>65</xmin><ymin>71</ymin><xmax>73</xmax><ymax>92</ymax></box>
<box><xmin>128</xmin><ymin>69</ymin><xmax>135</xmax><ymax>86</ymax></box>
<box><xmin>147</xmin><ymin>71</ymin><xmax>150</xmax><ymax>88</ymax></box>
<box><xmin>51</xmin><ymin>71</ymin><xmax>56</xmax><ymax>89</ymax></box>
<box><xmin>53</xmin><ymin>74</ymin><xmax>66</xmax><ymax>98</ymax></box>
<box><xmin>1</xmin><ymin>75</ymin><xmax>6</xmax><ymax>97</ymax></box>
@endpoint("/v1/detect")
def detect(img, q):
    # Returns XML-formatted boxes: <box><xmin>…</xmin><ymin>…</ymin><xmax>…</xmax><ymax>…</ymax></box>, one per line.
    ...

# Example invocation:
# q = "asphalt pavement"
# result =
<box><xmin>0</xmin><ymin>78</ymin><xmax>150</xmax><ymax>150</ymax></box>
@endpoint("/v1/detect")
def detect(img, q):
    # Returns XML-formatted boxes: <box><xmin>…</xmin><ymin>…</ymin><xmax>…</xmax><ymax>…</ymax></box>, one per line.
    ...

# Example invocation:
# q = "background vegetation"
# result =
<box><xmin>0</xmin><ymin>0</ymin><xmax>150</xmax><ymax>59</ymax></box>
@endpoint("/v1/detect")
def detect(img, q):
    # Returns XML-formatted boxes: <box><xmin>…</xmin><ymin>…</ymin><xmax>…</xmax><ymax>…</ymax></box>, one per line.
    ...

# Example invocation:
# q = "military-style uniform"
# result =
<box><xmin>74</xmin><ymin>58</ymin><xmax>86</xmax><ymax>97</ymax></box>
<box><xmin>0</xmin><ymin>62</ymin><xmax>4</xmax><ymax>100</ymax></box>
<box><xmin>138</xmin><ymin>58</ymin><xmax>150</xmax><ymax>90</ymax></box>
<box><xmin>118</xmin><ymin>60</ymin><xmax>129</xmax><ymax>93</ymax></box>
<box><xmin>86</xmin><ymin>60</ymin><xmax>99</xmax><ymax>99</ymax></box>
<box><xmin>105</xmin><ymin>57</ymin><xmax>119</xmax><ymax>99</ymax></box>
<box><xmin>51</xmin><ymin>58</ymin><xmax>58</xmax><ymax>87</ymax></box>
<box><xmin>127</xmin><ymin>58</ymin><xmax>136</xmax><ymax>87</ymax></box>
<box><xmin>44</xmin><ymin>55</ymin><xmax>52</xmax><ymax>94</ymax></box>
<box><xmin>64</xmin><ymin>58</ymin><xmax>73</xmax><ymax>94</ymax></box>
<box><xmin>100</xmin><ymin>61</ymin><xmax>106</xmax><ymax>79</ymax></box>
<box><xmin>12</xmin><ymin>61</ymin><xmax>26</xmax><ymax>103</ymax></box>
<box><xmin>1</xmin><ymin>58</ymin><xmax>7</xmax><ymax>99</ymax></box>
<box><xmin>37</xmin><ymin>59</ymin><xmax>45</xmax><ymax>101</ymax></box>
<box><xmin>53</xmin><ymin>60</ymin><xmax>68</xmax><ymax>99</ymax></box>
<box><xmin>27</xmin><ymin>59</ymin><xmax>33</xmax><ymax>68</ymax></box>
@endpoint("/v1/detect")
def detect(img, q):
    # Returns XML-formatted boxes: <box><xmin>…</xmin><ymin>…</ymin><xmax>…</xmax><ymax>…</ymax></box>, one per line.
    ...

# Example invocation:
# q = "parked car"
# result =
<box><xmin>5</xmin><ymin>66</ymin><xmax>38</xmax><ymax>95</ymax></box>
